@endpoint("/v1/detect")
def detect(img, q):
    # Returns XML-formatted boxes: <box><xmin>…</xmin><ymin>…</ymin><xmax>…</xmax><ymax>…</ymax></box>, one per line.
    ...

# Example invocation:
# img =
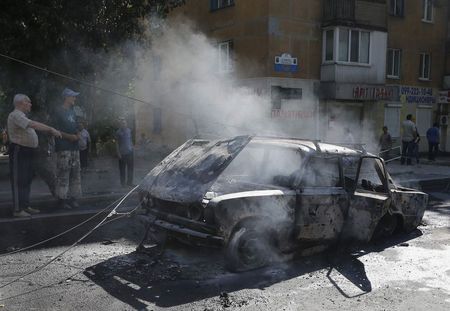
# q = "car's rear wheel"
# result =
<box><xmin>225</xmin><ymin>220</ymin><xmax>278</xmax><ymax>272</ymax></box>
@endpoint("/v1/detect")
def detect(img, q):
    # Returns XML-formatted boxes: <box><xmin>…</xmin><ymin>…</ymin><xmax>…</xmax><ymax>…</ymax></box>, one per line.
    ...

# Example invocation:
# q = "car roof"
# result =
<box><xmin>251</xmin><ymin>136</ymin><xmax>369</xmax><ymax>157</ymax></box>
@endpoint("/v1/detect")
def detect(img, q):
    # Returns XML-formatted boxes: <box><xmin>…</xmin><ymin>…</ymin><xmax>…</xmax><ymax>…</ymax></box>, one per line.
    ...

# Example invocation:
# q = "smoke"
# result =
<box><xmin>79</xmin><ymin>15</ymin><xmax>382</xmax><ymax>153</ymax></box>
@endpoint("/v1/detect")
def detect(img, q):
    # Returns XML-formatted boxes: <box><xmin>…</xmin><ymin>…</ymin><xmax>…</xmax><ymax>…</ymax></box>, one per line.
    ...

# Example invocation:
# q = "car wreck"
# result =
<box><xmin>138</xmin><ymin>136</ymin><xmax>428</xmax><ymax>271</ymax></box>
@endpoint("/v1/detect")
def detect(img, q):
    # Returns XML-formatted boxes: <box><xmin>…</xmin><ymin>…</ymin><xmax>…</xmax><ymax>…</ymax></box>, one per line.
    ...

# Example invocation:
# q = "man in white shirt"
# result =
<box><xmin>400</xmin><ymin>114</ymin><xmax>417</xmax><ymax>165</ymax></box>
<box><xmin>7</xmin><ymin>94</ymin><xmax>61</xmax><ymax>217</ymax></box>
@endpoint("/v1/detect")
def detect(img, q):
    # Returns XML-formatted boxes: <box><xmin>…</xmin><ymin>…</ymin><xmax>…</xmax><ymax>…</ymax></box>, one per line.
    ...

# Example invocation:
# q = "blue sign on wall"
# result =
<box><xmin>274</xmin><ymin>53</ymin><xmax>298</xmax><ymax>72</ymax></box>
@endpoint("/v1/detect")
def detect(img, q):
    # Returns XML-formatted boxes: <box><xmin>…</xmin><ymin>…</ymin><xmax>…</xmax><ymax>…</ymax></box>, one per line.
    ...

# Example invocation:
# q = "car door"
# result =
<box><xmin>294</xmin><ymin>156</ymin><xmax>349</xmax><ymax>243</ymax></box>
<box><xmin>341</xmin><ymin>156</ymin><xmax>391</xmax><ymax>242</ymax></box>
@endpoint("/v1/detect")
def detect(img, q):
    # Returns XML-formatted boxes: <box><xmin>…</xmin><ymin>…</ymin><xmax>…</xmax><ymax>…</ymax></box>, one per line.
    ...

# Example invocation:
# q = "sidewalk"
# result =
<box><xmin>0</xmin><ymin>155</ymin><xmax>163</xmax><ymax>218</ymax></box>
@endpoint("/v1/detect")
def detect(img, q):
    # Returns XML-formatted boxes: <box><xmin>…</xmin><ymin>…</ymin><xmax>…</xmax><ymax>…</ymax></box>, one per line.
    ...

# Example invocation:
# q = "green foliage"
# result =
<box><xmin>0</xmin><ymin>0</ymin><xmax>185</xmax><ymax>126</ymax></box>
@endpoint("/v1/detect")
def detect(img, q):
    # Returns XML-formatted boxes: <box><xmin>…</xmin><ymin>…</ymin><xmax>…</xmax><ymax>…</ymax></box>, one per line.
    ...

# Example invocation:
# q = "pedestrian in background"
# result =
<box><xmin>379</xmin><ymin>126</ymin><xmax>392</xmax><ymax>160</ymax></box>
<box><xmin>115</xmin><ymin>117</ymin><xmax>134</xmax><ymax>187</ymax></box>
<box><xmin>400</xmin><ymin>114</ymin><xmax>417</xmax><ymax>165</ymax></box>
<box><xmin>344</xmin><ymin>127</ymin><xmax>355</xmax><ymax>144</ymax></box>
<box><xmin>7</xmin><ymin>94</ymin><xmax>61</xmax><ymax>217</ymax></box>
<box><xmin>78</xmin><ymin>121</ymin><xmax>91</xmax><ymax>170</ymax></box>
<box><xmin>426</xmin><ymin>122</ymin><xmax>440</xmax><ymax>161</ymax></box>
<box><xmin>1</xmin><ymin>127</ymin><xmax>8</xmax><ymax>154</ymax></box>
<box><xmin>53</xmin><ymin>88</ymin><xmax>82</xmax><ymax>210</ymax></box>
<box><xmin>33</xmin><ymin>110</ymin><xmax>57</xmax><ymax>197</ymax></box>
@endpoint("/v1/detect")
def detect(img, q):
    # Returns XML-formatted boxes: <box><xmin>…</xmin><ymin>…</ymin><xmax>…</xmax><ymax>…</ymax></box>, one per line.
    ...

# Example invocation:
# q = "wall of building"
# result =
<box><xmin>385</xmin><ymin>0</ymin><xmax>449</xmax><ymax>151</ymax></box>
<box><xmin>134</xmin><ymin>0</ymin><xmax>449</xmax><ymax>154</ymax></box>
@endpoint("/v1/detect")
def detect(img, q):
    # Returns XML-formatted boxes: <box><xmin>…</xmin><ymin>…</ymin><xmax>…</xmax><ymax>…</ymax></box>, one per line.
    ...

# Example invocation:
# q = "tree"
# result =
<box><xmin>0</xmin><ymin>0</ymin><xmax>185</xmax><ymax>125</ymax></box>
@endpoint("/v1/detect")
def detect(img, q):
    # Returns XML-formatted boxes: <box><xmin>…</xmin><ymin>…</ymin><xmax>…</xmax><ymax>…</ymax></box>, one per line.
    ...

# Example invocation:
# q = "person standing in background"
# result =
<box><xmin>33</xmin><ymin>110</ymin><xmax>57</xmax><ymax>197</ymax></box>
<box><xmin>78</xmin><ymin>121</ymin><xmax>91</xmax><ymax>170</ymax></box>
<box><xmin>115</xmin><ymin>117</ymin><xmax>134</xmax><ymax>187</ymax></box>
<box><xmin>8</xmin><ymin>94</ymin><xmax>61</xmax><ymax>217</ymax></box>
<box><xmin>426</xmin><ymin>122</ymin><xmax>440</xmax><ymax>161</ymax></box>
<box><xmin>379</xmin><ymin>126</ymin><xmax>392</xmax><ymax>160</ymax></box>
<box><xmin>400</xmin><ymin>114</ymin><xmax>417</xmax><ymax>165</ymax></box>
<box><xmin>53</xmin><ymin>88</ymin><xmax>82</xmax><ymax>210</ymax></box>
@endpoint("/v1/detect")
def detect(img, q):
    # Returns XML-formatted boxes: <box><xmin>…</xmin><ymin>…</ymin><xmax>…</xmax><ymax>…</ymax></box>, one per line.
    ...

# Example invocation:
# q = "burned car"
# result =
<box><xmin>138</xmin><ymin>136</ymin><xmax>428</xmax><ymax>271</ymax></box>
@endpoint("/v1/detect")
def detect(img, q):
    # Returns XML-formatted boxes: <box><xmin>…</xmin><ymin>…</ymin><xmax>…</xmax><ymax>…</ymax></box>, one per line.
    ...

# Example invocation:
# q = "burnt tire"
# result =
<box><xmin>225</xmin><ymin>221</ymin><xmax>278</xmax><ymax>272</ymax></box>
<box><xmin>372</xmin><ymin>214</ymin><xmax>398</xmax><ymax>241</ymax></box>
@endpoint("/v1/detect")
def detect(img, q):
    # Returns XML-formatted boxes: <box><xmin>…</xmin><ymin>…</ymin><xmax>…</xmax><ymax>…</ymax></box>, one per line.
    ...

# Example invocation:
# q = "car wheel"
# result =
<box><xmin>225</xmin><ymin>221</ymin><xmax>278</xmax><ymax>272</ymax></box>
<box><xmin>372</xmin><ymin>214</ymin><xmax>398</xmax><ymax>241</ymax></box>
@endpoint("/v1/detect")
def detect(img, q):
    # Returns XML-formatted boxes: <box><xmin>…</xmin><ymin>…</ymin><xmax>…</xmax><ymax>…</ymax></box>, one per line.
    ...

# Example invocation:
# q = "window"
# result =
<box><xmin>219</xmin><ymin>143</ymin><xmax>304</xmax><ymax>187</ymax></box>
<box><xmin>210</xmin><ymin>0</ymin><xmax>234</xmax><ymax>11</ymax></box>
<box><xmin>356</xmin><ymin>158</ymin><xmax>387</xmax><ymax>193</ymax></box>
<box><xmin>387</xmin><ymin>49</ymin><xmax>401</xmax><ymax>78</ymax></box>
<box><xmin>422</xmin><ymin>0</ymin><xmax>433</xmax><ymax>22</ymax></box>
<box><xmin>338</xmin><ymin>29</ymin><xmax>349</xmax><ymax>62</ymax></box>
<box><xmin>419</xmin><ymin>53</ymin><xmax>431</xmax><ymax>80</ymax></box>
<box><xmin>218</xmin><ymin>41</ymin><xmax>233</xmax><ymax>73</ymax></box>
<box><xmin>302</xmin><ymin>157</ymin><xmax>341</xmax><ymax>187</ymax></box>
<box><xmin>389</xmin><ymin>0</ymin><xmax>404</xmax><ymax>16</ymax></box>
<box><xmin>337</xmin><ymin>28</ymin><xmax>370</xmax><ymax>64</ymax></box>
<box><xmin>325</xmin><ymin>29</ymin><xmax>334</xmax><ymax>61</ymax></box>
<box><xmin>384</xmin><ymin>106</ymin><xmax>401</xmax><ymax>137</ymax></box>
<box><xmin>416</xmin><ymin>107</ymin><xmax>432</xmax><ymax>136</ymax></box>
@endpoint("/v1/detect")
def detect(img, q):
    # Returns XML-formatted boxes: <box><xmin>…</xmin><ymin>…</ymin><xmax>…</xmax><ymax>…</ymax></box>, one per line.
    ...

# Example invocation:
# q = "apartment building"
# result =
<box><xmin>135</xmin><ymin>0</ymin><xmax>449</xmax><ymax>151</ymax></box>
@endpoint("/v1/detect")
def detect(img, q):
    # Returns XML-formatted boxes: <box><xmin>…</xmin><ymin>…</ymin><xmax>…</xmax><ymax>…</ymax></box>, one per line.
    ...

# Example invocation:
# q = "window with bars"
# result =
<box><xmin>210</xmin><ymin>0</ymin><xmax>234</xmax><ymax>11</ymax></box>
<box><xmin>422</xmin><ymin>0</ymin><xmax>433</xmax><ymax>22</ymax></box>
<box><xmin>218</xmin><ymin>41</ymin><xmax>233</xmax><ymax>73</ymax></box>
<box><xmin>387</xmin><ymin>49</ymin><xmax>401</xmax><ymax>78</ymax></box>
<box><xmin>419</xmin><ymin>53</ymin><xmax>431</xmax><ymax>80</ymax></box>
<box><xmin>389</xmin><ymin>0</ymin><xmax>404</xmax><ymax>17</ymax></box>
<box><xmin>337</xmin><ymin>28</ymin><xmax>370</xmax><ymax>64</ymax></box>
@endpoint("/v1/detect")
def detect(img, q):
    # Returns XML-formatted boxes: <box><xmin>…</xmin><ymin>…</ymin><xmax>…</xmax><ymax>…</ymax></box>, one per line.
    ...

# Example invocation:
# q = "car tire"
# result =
<box><xmin>372</xmin><ymin>214</ymin><xmax>398</xmax><ymax>241</ymax></box>
<box><xmin>225</xmin><ymin>220</ymin><xmax>278</xmax><ymax>272</ymax></box>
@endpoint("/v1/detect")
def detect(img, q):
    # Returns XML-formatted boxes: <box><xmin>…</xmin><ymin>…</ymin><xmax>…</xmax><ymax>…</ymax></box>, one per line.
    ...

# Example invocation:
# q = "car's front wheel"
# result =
<box><xmin>225</xmin><ymin>220</ymin><xmax>279</xmax><ymax>272</ymax></box>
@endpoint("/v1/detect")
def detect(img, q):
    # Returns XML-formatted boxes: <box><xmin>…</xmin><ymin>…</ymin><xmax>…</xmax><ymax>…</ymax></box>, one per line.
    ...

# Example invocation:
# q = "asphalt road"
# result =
<box><xmin>0</xmin><ymin>200</ymin><xmax>449</xmax><ymax>311</ymax></box>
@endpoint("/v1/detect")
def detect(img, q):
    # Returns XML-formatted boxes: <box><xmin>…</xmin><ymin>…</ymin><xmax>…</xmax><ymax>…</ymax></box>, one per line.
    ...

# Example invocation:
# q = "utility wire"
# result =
<box><xmin>0</xmin><ymin>52</ymin><xmax>280</xmax><ymax>137</ymax></box>
<box><xmin>0</xmin><ymin>201</ymin><xmax>144</xmax><ymax>302</ymax></box>
<box><xmin>0</xmin><ymin>186</ymin><xmax>138</xmax><ymax>290</ymax></box>
<box><xmin>0</xmin><ymin>193</ymin><xmax>128</xmax><ymax>258</ymax></box>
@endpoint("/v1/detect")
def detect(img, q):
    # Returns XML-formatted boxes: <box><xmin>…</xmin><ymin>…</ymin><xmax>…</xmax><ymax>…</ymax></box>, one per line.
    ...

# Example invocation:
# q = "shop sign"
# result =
<box><xmin>399</xmin><ymin>86</ymin><xmax>435</xmax><ymax>104</ymax></box>
<box><xmin>274</xmin><ymin>53</ymin><xmax>298</xmax><ymax>72</ymax></box>
<box><xmin>353</xmin><ymin>86</ymin><xmax>395</xmax><ymax>100</ymax></box>
<box><xmin>271</xmin><ymin>109</ymin><xmax>314</xmax><ymax>119</ymax></box>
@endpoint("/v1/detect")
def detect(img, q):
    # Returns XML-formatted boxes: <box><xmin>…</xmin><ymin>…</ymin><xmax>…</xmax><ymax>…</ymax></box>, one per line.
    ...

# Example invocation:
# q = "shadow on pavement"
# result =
<box><xmin>83</xmin><ymin>229</ymin><xmax>423</xmax><ymax>309</ymax></box>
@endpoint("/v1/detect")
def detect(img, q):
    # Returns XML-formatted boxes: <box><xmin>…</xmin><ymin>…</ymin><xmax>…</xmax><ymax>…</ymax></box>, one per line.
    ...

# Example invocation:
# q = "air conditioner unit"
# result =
<box><xmin>440</xmin><ymin>115</ymin><xmax>448</xmax><ymax>126</ymax></box>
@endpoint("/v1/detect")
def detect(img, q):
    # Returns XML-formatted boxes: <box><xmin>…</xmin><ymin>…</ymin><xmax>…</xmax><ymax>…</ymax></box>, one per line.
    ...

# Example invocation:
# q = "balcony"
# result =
<box><xmin>323</xmin><ymin>0</ymin><xmax>355</xmax><ymax>23</ymax></box>
<box><xmin>323</xmin><ymin>0</ymin><xmax>387</xmax><ymax>31</ymax></box>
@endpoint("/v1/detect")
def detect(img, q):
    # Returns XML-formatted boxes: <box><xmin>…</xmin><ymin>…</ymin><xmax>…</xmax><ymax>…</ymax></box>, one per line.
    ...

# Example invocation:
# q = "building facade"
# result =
<box><xmin>135</xmin><ymin>0</ymin><xmax>449</xmax><ymax>152</ymax></box>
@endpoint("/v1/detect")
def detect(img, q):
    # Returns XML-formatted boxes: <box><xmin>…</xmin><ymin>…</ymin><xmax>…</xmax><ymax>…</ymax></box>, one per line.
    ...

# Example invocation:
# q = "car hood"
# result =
<box><xmin>139</xmin><ymin>136</ymin><xmax>251</xmax><ymax>203</ymax></box>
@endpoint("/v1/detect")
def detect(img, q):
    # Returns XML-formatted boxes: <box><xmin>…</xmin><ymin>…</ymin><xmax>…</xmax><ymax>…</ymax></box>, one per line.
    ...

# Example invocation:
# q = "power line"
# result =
<box><xmin>0</xmin><ymin>186</ymin><xmax>139</xmax><ymax>290</ymax></box>
<box><xmin>0</xmin><ymin>52</ymin><xmax>280</xmax><ymax>137</ymax></box>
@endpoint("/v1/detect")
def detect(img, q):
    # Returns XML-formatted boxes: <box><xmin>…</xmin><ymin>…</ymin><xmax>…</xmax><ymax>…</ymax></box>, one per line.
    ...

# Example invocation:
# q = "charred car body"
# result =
<box><xmin>138</xmin><ymin>136</ymin><xmax>428</xmax><ymax>271</ymax></box>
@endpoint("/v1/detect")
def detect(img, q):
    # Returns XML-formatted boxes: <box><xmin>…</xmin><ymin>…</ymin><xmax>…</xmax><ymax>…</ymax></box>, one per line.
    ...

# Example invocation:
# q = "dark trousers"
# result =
<box><xmin>428</xmin><ymin>143</ymin><xmax>439</xmax><ymax>160</ymax></box>
<box><xmin>401</xmin><ymin>141</ymin><xmax>414</xmax><ymax>165</ymax></box>
<box><xmin>118</xmin><ymin>152</ymin><xmax>134</xmax><ymax>186</ymax></box>
<box><xmin>80</xmin><ymin>149</ymin><xmax>88</xmax><ymax>168</ymax></box>
<box><xmin>9</xmin><ymin>143</ymin><xmax>34</xmax><ymax>212</ymax></box>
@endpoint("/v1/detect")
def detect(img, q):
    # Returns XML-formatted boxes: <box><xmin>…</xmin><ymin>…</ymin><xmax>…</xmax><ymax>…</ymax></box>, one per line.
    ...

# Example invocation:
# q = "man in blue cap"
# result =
<box><xmin>52</xmin><ymin>88</ymin><xmax>82</xmax><ymax>209</ymax></box>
